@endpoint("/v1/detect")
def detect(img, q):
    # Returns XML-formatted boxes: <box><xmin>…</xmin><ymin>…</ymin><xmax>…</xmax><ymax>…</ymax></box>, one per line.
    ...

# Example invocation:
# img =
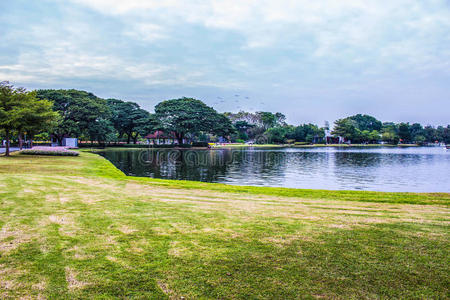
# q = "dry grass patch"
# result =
<box><xmin>65</xmin><ymin>267</ymin><xmax>89</xmax><ymax>291</ymax></box>
<box><xmin>0</xmin><ymin>225</ymin><xmax>33</xmax><ymax>253</ymax></box>
<box><xmin>118</xmin><ymin>225</ymin><xmax>137</xmax><ymax>234</ymax></box>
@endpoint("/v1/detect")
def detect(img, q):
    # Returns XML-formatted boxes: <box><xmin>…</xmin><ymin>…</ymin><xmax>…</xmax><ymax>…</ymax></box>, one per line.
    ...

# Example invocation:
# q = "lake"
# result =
<box><xmin>98</xmin><ymin>146</ymin><xmax>450</xmax><ymax>192</ymax></box>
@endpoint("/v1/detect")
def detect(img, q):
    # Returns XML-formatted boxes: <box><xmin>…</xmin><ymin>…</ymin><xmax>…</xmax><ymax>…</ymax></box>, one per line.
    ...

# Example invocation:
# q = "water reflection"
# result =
<box><xmin>98</xmin><ymin>147</ymin><xmax>450</xmax><ymax>192</ymax></box>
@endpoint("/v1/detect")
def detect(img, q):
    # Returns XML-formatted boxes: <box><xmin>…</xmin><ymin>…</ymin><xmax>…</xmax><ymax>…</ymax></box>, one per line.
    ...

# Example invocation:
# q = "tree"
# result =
<box><xmin>36</xmin><ymin>89</ymin><xmax>110</xmax><ymax>145</ymax></box>
<box><xmin>289</xmin><ymin>124</ymin><xmax>324</xmax><ymax>143</ymax></box>
<box><xmin>0</xmin><ymin>81</ymin><xmax>21</xmax><ymax>156</ymax></box>
<box><xmin>423</xmin><ymin>125</ymin><xmax>437</xmax><ymax>143</ymax></box>
<box><xmin>265</xmin><ymin>127</ymin><xmax>288</xmax><ymax>144</ymax></box>
<box><xmin>0</xmin><ymin>82</ymin><xmax>57</xmax><ymax>156</ymax></box>
<box><xmin>444</xmin><ymin>125</ymin><xmax>450</xmax><ymax>144</ymax></box>
<box><xmin>233</xmin><ymin>120</ymin><xmax>254</xmax><ymax>141</ymax></box>
<box><xmin>332</xmin><ymin>119</ymin><xmax>358</xmax><ymax>143</ymax></box>
<box><xmin>347</xmin><ymin>114</ymin><xmax>382</xmax><ymax>132</ymax></box>
<box><xmin>213</xmin><ymin>114</ymin><xmax>235</xmax><ymax>140</ymax></box>
<box><xmin>17</xmin><ymin>91</ymin><xmax>59</xmax><ymax>148</ymax></box>
<box><xmin>107</xmin><ymin>99</ymin><xmax>154</xmax><ymax>144</ymax></box>
<box><xmin>256</xmin><ymin>112</ymin><xmax>276</xmax><ymax>130</ymax></box>
<box><xmin>409</xmin><ymin>123</ymin><xmax>424</xmax><ymax>143</ymax></box>
<box><xmin>368</xmin><ymin>130</ymin><xmax>381</xmax><ymax>143</ymax></box>
<box><xmin>398</xmin><ymin>123</ymin><xmax>411</xmax><ymax>143</ymax></box>
<box><xmin>155</xmin><ymin>98</ymin><xmax>232</xmax><ymax>144</ymax></box>
<box><xmin>87</xmin><ymin>119</ymin><xmax>116</xmax><ymax>145</ymax></box>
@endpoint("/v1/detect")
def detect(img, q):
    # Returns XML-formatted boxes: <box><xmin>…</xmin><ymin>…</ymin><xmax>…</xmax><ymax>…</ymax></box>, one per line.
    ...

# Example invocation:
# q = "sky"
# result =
<box><xmin>1</xmin><ymin>0</ymin><xmax>449</xmax><ymax>126</ymax></box>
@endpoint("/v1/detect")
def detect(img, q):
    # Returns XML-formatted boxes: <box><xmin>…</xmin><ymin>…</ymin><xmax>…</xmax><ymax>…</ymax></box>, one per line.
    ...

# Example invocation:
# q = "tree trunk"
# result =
<box><xmin>127</xmin><ymin>132</ymin><xmax>131</xmax><ymax>144</ymax></box>
<box><xmin>133</xmin><ymin>133</ymin><xmax>138</xmax><ymax>144</ymax></box>
<box><xmin>176</xmin><ymin>132</ymin><xmax>184</xmax><ymax>145</ymax></box>
<box><xmin>5</xmin><ymin>129</ymin><xmax>10</xmax><ymax>156</ymax></box>
<box><xmin>18</xmin><ymin>131</ymin><xmax>24</xmax><ymax>150</ymax></box>
<box><xmin>57</xmin><ymin>135</ymin><xmax>63</xmax><ymax>146</ymax></box>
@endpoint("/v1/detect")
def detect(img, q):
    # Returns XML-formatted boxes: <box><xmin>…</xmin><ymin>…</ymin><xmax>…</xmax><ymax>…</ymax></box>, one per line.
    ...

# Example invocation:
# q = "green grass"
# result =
<box><xmin>0</xmin><ymin>152</ymin><xmax>449</xmax><ymax>299</ymax></box>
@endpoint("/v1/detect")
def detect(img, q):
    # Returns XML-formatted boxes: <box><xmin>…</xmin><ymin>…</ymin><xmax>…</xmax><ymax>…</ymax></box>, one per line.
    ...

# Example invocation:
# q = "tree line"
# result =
<box><xmin>1</xmin><ymin>81</ymin><xmax>449</xmax><ymax>156</ymax></box>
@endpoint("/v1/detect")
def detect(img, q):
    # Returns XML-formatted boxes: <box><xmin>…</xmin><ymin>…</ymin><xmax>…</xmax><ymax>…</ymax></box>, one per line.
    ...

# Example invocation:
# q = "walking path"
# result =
<box><xmin>0</xmin><ymin>147</ymin><xmax>19</xmax><ymax>154</ymax></box>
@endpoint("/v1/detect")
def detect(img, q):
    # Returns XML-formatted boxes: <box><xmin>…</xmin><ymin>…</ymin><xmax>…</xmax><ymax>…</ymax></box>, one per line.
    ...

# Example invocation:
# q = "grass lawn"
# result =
<box><xmin>0</xmin><ymin>152</ymin><xmax>449</xmax><ymax>299</ymax></box>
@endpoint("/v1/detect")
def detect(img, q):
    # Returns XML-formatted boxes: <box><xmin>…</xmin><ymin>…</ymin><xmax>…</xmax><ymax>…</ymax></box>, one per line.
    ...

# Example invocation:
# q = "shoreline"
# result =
<box><xmin>82</xmin><ymin>143</ymin><xmax>423</xmax><ymax>151</ymax></box>
<box><xmin>212</xmin><ymin>143</ymin><xmax>420</xmax><ymax>149</ymax></box>
<box><xmin>33</xmin><ymin>150</ymin><xmax>450</xmax><ymax>205</ymax></box>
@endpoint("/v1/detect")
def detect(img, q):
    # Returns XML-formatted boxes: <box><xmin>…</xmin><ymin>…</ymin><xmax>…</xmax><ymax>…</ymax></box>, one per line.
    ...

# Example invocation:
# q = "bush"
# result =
<box><xmin>21</xmin><ymin>149</ymin><xmax>79</xmax><ymax>156</ymax></box>
<box><xmin>192</xmin><ymin>142</ymin><xmax>209</xmax><ymax>147</ymax></box>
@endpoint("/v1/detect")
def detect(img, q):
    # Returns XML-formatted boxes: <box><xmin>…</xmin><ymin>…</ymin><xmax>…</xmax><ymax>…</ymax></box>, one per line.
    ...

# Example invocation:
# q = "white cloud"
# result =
<box><xmin>123</xmin><ymin>23</ymin><xmax>168</xmax><ymax>41</ymax></box>
<box><xmin>68</xmin><ymin>0</ymin><xmax>450</xmax><ymax>68</ymax></box>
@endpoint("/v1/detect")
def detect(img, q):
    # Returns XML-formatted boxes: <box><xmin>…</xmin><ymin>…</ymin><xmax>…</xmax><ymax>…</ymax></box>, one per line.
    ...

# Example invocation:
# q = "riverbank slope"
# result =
<box><xmin>0</xmin><ymin>152</ymin><xmax>448</xmax><ymax>298</ymax></box>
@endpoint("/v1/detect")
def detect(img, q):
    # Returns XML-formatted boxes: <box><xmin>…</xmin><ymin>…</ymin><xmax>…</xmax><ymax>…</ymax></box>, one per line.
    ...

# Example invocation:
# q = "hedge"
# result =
<box><xmin>20</xmin><ymin>149</ymin><xmax>79</xmax><ymax>156</ymax></box>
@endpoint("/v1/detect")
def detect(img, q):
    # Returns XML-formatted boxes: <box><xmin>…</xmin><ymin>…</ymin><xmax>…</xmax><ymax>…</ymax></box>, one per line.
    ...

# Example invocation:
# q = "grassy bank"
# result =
<box><xmin>0</xmin><ymin>152</ymin><xmax>449</xmax><ymax>298</ymax></box>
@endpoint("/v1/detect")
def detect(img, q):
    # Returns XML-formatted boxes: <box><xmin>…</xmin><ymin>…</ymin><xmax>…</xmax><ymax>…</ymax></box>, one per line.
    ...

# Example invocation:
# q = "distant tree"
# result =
<box><xmin>409</xmin><ymin>123</ymin><xmax>424</xmax><ymax>142</ymax></box>
<box><xmin>155</xmin><ymin>98</ymin><xmax>232</xmax><ymax>144</ymax></box>
<box><xmin>443</xmin><ymin>125</ymin><xmax>450</xmax><ymax>144</ymax></box>
<box><xmin>332</xmin><ymin>119</ymin><xmax>358</xmax><ymax>142</ymax></box>
<box><xmin>274</xmin><ymin>112</ymin><xmax>287</xmax><ymax>126</ymax></box>
<box><xmin>347</xmin><ymin>114</ymin><xmax>382</xmax><ymax>132</ymax></box>
<box><xmin>233</xmin><ymin>120</ymin><xmax>254</xmax><ymax>141</ymax></box>
<box><xmin>435</xmin><ymin>126</ymin><xmax>445</xmax><ymax>143</ymax></box>
<box><xmin>289</xmin><ymin>124</ymin><xmax>324</xmax><ymax>143</ymax></box>
<box><xmin>398</xmin><ymin>123</ymin><xmax>411</xmax><ymax>143</ymax></box>
<box><xmin>256</xmin><ymin>112</ymin><xmax>277</xmax><ymax>130</ymax></box>
<box><xmin>382</xmin><ymin>131</ymin><xmax>399</xmax><ymax>144</ymax></box>
<box><xmin>332</xmin><ymin>114</ymin><xmax>382</xmax><ymax>143</ymax></box>
<box><xmin>214</xmin><ymin>114</ymin><xmax>235</xmax><ymax>140</ymax></box>
<box><xmin>423</xmin><ymin>125</ymin><xmax>437</xmax><ymax>143</ymax></box>
<box><xmin>368</xmin><ymin>130</ymin><xmax>381</xmax><ymax>143</ymax></box>
<box><xmin>265</xmin><ymin>126</ymin><xmax>289</xmax><ymax>144</ymax></box>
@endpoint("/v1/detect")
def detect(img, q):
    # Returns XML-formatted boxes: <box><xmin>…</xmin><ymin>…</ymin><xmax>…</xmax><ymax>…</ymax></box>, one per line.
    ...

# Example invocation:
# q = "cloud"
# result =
<box><xmin>68</xmin><ymin>0</ymin><xmax>450</xmax><ymax>69</ymax></box>
<box><xmin>1</xmin><ymin>0</ymin><xmax>450</xmax><ymax>124</ymax></box>
<box><xmin>123</xmin><ymin>23</ymin><xmax>168</xmax><ymax>42</ymax></box>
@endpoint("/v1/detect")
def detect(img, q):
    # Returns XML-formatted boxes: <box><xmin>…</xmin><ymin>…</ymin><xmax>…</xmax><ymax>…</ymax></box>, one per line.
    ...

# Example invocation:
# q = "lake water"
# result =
<box><xmin>98</xmin><ymin>146</ymin><xmax>450</xmax><ymax>192</ymax></box>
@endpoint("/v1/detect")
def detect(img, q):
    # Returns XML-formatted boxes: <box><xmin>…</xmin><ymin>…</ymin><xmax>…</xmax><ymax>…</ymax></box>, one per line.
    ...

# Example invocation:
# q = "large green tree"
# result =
<box><xmin>107</xmin><ymin>99</ymin><xmax>153</xmax><ymax>144</ymax></box>
<box><xmin>0</xmin><ymin>82</ymin><xmax>57</xmax><ymax>155</ymax></box>
<box><xmin>155</xmin><ymin>98</ymin><xmax>233</xmax><ymax>144</ymax></box>
<box><xmin>332</xmin><ymin>114</ymin><xmax>382</xmax><ymax>143</ymax></box>
<box><xmin>17</xmin><ymin>91</ymin><xmax>59</xmax><ymax>148</ymax></box>
<box><xmin>36</xmin><ymin>89</ymin><xmax>110</xmax><ymax>145</ymax></box>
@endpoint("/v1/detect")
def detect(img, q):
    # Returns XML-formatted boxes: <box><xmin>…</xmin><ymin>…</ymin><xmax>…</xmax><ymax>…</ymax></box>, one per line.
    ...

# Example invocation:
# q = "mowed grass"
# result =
<box><xmin>0</xmin><ymin>152</ymin><xmax>449</xmax><ymax>299</ymax></box>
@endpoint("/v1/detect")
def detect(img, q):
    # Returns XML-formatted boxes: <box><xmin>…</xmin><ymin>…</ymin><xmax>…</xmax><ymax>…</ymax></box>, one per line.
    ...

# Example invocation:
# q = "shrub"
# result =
<box><xmin>192</xmin><ymin>142</ymin><xmax>209</xmax><ymax>147</ymax></box>
<box><xmin>21</xmin><ymin>149</ymin><xmax>79</xmax><ymax>156</ymax></box>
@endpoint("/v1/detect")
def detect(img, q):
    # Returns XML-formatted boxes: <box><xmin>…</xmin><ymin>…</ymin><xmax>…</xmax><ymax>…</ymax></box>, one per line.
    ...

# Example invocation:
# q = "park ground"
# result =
<box><xmin>0</xmin><ymin>151</ymin><xmax>449</xmax><ymax>299</ymax></box>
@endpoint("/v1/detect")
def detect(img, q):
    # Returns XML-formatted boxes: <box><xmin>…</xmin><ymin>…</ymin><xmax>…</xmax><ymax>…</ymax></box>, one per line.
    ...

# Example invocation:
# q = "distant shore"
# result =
<box><xmin>211</xmin><ymin>143</ymin><xmax>420</xmax><ymax>149</ymax></box>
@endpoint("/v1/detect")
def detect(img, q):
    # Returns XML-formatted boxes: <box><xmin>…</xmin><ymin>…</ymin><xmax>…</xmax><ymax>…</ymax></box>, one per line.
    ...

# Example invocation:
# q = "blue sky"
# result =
<box><xmin>1</xmin><ymin>0</ymin><xmax>449</xmax><ymax>125</ymax></box>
